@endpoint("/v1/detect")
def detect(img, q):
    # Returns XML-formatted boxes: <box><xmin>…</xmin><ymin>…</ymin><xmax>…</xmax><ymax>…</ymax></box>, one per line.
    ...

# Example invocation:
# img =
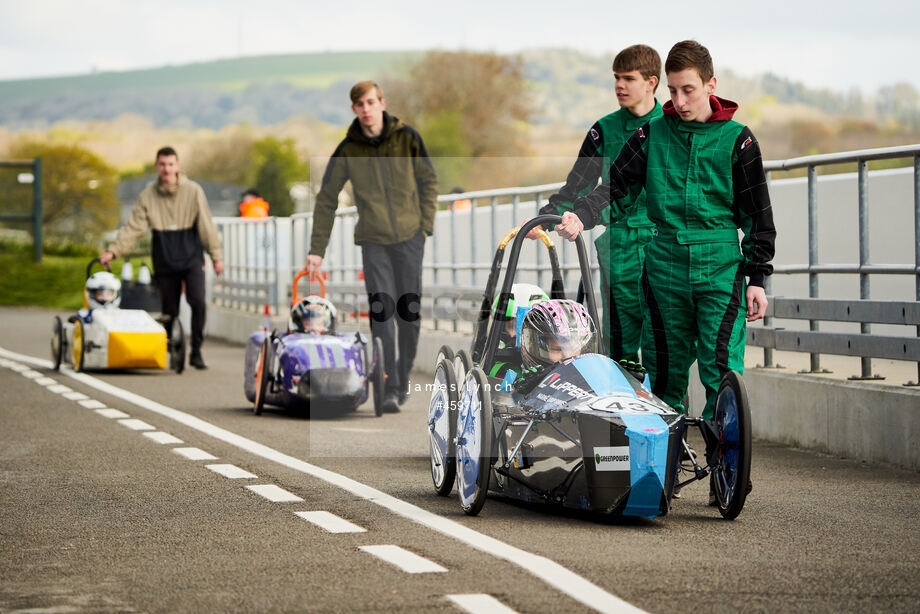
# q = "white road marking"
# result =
<box><xmin>143</xmin><ymin>431</ymin><xmax>184</xmax><ymax>445</ymax></box>
<box><xmin>21</xmin><ymin>369</ymin><xmax>43</xmax><ymax>378</ymax></box>
<box><xmin>294</xmin><ymin>511</ymin><xmax>366</xmax><ymax>533</ymax></box>
<box><xmin>245</xmin><ymin>484</ymin><xmax>303</xmax><ymax>502</ymax></box>
<box><xmin>35</xmin><ymin>377</ymin><xmax>57</xmax><ymax>385</ymax></box>
<box><xmin>172</xmin><ymin>447</ymin><xmax>218</xmax><ymax>461</ymax></box>
<box><xmin>47</xmin><ymin>384</ymin><xmax>73</xmax><ymax>394</ymax></box>
<box><xmin>95</xmin><ymin>408</ymin><xmax>130</xmax><ymax>419</ymax></box>
<box><xmin>6</xmin><ymin>363</ymin><xmax>28</xmax><ymax>372</ymax></box>
<box><xmin>447</xmin><ymin>594</ymin><xmax>519</xmax><ymax>614</ymax></box>
<box><xmin>359</xmin><ymin>545</ymin><xmax>447</xmax><ymax>574</ymax></box>
<box><xmin>118</xmin><ymin>418</ymin><xmax>156</xmax><ymax>431</ymax></box>
<box><xmin>78</xmin><ymin>399</ymin><xmax>107</xmax><ymax>409</ymax></box>
<box><xmin>62</xmin><ymin>391</ymin><xmax>90</xmax><ymax>401</ymax></box>
<box><xmin>206</xmin><ymin>464</ymin><xmax>257</xmax><ymax>479</ymax></box>
<box><xmin>0</xmin><ymin>347</ymin><xmax>647</xmax><ymax>614</ymax></box>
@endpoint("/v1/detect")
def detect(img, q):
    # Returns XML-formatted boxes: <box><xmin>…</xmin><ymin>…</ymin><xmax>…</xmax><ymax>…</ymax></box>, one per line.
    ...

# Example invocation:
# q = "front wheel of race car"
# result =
<box><xmin>435</xmin><ymin>344</ymin><xmax>454</xmax><ymax>369</ymax></box>
<box><xmin>711</xmin><ymin>370</ymin><xmax>752</xmax><ymax>520</ymax></box>
<box><xmin>454</xmin><ymin>349</ymin><xmax>471</xmax><ymax>388</ymax></box>
<box><xmin>253</xmin><ymin>337</ymin><xmax>271</xmax><ymax>416</ymax></box>
<box><xmin>428</xmin><ymin>358</ymin><xmax>458</xmax><ymax>496</ymax></box>
<box><xmin>51</xmin><ymin>316</ymin><xmax>63</xmax><ymax>371</ymax></box>
<box><xmin>168</xmin><ymin>317</ymin><xmax>186</xmax><ymax>374</ymax></box>
<box><xmin>72</xmin><ymin>319</ymin><xmax>85</xmax><ymax>372</ymax></box>
<box><xmin>456</xmin><ymin>367</ymin><xmax>493</xmax><ymax>516</ymax></box>
<box><xmin>372</xmin><ymin>337</ymin><xmax>385</xmax><ymax>417</ymax></box>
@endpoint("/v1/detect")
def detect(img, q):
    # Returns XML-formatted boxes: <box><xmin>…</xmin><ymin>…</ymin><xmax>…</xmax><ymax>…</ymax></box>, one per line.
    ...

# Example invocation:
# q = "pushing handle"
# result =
<box><xmin>292</xmin><ymin>269</ymin><xmax>326</xmax><ymax>305</ymax></box>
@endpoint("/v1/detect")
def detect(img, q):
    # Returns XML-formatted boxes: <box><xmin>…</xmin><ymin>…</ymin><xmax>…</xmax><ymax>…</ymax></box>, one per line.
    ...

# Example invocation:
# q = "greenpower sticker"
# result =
<box><xmin>593</xmin><ymin>446</ymin><xmax>630</xmax><ymax>471</ymax></box>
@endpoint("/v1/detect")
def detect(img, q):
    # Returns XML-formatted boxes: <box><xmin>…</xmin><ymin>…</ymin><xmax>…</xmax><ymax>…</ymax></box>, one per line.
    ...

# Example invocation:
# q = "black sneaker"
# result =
<box><xmin>189</xmin><ymin>352</ymin><xmax>208</xmax><ymax>370</ymax></box>
<box><xmin>398</xmin><ymin>386</ymin><xmax>409</xmax><ymax>406</ymax></box>
<box><xmin>382</xmin><ymin>392</ymin><xmax>400</xmax><ymax>413</ymax></box>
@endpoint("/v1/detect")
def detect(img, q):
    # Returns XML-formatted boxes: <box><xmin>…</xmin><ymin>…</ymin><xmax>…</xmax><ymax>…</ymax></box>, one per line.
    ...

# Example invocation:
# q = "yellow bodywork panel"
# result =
<box><xmin>107</xmin><ymin>331</ymin><xmax>167</xmax><ymax>369</ymax></box>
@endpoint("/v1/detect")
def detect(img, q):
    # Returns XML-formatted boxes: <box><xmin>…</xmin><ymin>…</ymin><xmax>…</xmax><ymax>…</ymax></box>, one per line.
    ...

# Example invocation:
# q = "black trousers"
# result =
<box><xmin>361</xmin><ymin>232</ymin><xmax>425</xmax><ymax>396</ymax></box>
<box><xmin>156</xmin><ymin>265</ymin><xmax>207</xmax><ymax>354</ymax></box>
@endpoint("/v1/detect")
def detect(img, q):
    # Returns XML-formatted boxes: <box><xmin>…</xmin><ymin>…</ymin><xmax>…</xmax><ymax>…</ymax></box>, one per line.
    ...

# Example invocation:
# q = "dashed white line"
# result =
<box><xmin>35</xmin><ymin>377</ymin><xmax>57</xmax><ymax>386</ymax></box>
<box><xmin>78</xmin><ymin>399</ymin><xmax>107</xmax><ymax>409</ymax></box>
<box><xmin>172</xmin><ymin>447</ymin><xmax>218</xmax><ymax>461</ymax></box>
<box><xmin>62</xmin><ymin>391</ymin><xmax>90</xmax><ymax>401</ymax></box>
<box><xmin>0</xmin><ymin>347</ymin><xmax>648</xmax><ymax>614</ymax></box>
<box><xmin>359</xmin><ymin>545</ymin><xmax>447</xmax><ymax>574</ymax></box>
<box><xmin>47</xmin><ymin>384</ymin><xmax>73</xmax><ymax>394</ymax></box>
<box><xmin>95</xmin><ymin>408</ymin><xmax>130</xmax><ymax>419</ymax></box>
<box><xmin>206</xmin><ymin>464</ymin><xmax>257</xmax><ymax>479</ymax></box>
<box><xmin>21</xmin><ymin>369</ymin><xmax>42</xmax><ymax>378</ymax></box>
<box><xmin>245</xmin><ymin>484</ymin><xmax>303</xmax><ymax>502</ymax></box>
<box><xmin>143</xmin><ymin>431</ymin><xmax>184</xmax><ymax>445</ymax></box>
<box><xmin>294</xmin><ymin>511</ymin><xmax>366</xmax><ymax>533</ymax></box>
<box><xmin>447</xmin><ymin>594</ymin><xmax>519</xmax><ymax>614</ymax></box>
<box><xmin>118</xmin><ymin>418</ymin><xmax>156</xmax><ymax>431</ymax></box>
<box><xmin>6</xmin><ymin>363</ymin><xmax>28</xmax><ymax>372</ymax></box>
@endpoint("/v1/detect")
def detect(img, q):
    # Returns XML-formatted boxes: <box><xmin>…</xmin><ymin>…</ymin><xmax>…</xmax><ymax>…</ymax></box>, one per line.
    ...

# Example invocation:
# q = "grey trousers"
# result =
<box><xmin>361</xmin><ymin>231</ymin><xmax>425</xmax><ymax>396</ymax></box>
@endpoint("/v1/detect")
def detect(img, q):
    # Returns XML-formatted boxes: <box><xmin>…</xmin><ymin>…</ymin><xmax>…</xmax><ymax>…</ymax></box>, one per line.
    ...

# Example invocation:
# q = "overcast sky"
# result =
<box><xmin>2</xmin><ymin>0</ymin><xmax>917</xmax><ymax>94</ymax></box>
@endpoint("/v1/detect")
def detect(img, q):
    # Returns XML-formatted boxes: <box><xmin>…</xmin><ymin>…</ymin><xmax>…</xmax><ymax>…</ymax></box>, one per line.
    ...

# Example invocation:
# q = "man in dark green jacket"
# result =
<box><xmin>537</xmin><ymin>44</ymin><xmax>662</xmax><ymax>363</ymax></box>
<box><xmin>555</xmin><ymin>40</ymin><xmax>775</xmax><ymax>423</ymax></box>
<box><xmin>306</xmin><ymin>81</ymin><xmax>438</xmax><ymax>412</ymax></box>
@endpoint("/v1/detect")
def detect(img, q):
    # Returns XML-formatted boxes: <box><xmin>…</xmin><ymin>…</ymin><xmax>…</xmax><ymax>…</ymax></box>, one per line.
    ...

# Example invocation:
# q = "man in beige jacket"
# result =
<box><xmin>101</xmin><ymin>146</ymin><xmax>223</xmax><ymax>369</ymax></box>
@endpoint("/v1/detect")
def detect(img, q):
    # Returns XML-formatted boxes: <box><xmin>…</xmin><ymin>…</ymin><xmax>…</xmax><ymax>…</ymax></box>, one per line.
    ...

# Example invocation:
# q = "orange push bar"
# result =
<box><xmin>292</xmin><ymin>269</ymin><xmax>325</xmax><ymax>305</ymax></box>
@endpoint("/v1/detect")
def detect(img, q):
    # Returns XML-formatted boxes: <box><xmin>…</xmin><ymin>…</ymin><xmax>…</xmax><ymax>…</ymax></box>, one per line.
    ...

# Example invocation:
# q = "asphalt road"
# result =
<box><xmin>1</xmin><ymin>306</ymin><xmax>918</xmax><ymax>614</ymax></box>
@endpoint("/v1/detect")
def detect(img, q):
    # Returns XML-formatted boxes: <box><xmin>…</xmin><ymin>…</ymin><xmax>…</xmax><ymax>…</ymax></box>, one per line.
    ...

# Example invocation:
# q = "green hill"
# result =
<box><xmin>0</xmin><ymin>50</ymin><xmax>421</xmax><ymax>103</ymax></box>
<box><xmin>2</xmin><ymin>48</ymin><xmax>917</xmax><ymax>131</ymax></box>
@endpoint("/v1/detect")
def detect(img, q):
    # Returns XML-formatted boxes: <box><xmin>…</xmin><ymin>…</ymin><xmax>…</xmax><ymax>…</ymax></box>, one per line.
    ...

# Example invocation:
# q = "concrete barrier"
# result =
<box><xmin>208</xmin><ymin>307</ymin><xmax>920</xmax><ymax>471</ymax></box>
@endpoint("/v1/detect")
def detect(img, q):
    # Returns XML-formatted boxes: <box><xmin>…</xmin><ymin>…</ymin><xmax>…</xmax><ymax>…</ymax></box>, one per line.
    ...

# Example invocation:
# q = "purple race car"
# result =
<box><xmin>244</xmin><ymin>270</ymin><xmax>385</xmax><ymax>416</ymax></box>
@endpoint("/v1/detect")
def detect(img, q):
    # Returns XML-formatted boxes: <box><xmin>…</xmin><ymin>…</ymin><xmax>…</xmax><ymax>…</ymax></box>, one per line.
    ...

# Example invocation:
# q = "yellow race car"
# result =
<box><xmin>51</xmin><ymin>259</ymin><xmax>185</xmax><ymax>373</ymax></box>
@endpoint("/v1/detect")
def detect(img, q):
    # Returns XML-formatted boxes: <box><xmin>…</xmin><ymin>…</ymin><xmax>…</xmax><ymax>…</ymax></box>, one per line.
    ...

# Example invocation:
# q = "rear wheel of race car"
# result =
<box><xmin>168</xmin><ymin>318</ymin><xmax>186</xmax><ymax>374</ymax></box>
<box><xmin>253</xmin><ymin>337</ymin><xmax>271</xmax><ymax>416</ymax></box>
<box><xmin>454</xmin><ymin>349</ymin><xmax>471</xmax><ymax>388</ymax></box>
<box><xmin>456</xmin><ymin>367</ymin><xmax>493</xmax><ymax>516</ymax></box>
<box><xmin>372</xmin><ymin>337</ymin><xmax>385</xmax><ymax>417</ymax></box>
<box><xmin>435</xmin><ymin>344</ymin><xmax>454</xmax><ymax>370</ymax></box>
<box><xmin>428</xmin><ymin>358</ymin><xmax>459</xmax><ymax>496</ymax></box>
<box><xmin>51</xmin><ymin>316</ymin><xmax>63</xmax><ymax>371</ymax></box>
<box><xmin>72</xmin><ymin>319</ymin><xmax>85</xmax><ymax>372</ymax></box>
<box><xmin>711</xmin><ymin>371</ymin><xmax>752</xmax><ymax>520</ymax></box>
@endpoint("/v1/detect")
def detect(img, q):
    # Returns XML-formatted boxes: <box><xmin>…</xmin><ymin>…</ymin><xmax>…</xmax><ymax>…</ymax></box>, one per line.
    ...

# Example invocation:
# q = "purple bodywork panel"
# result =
<box><xmin>244</xmin><ymin>329</ymin><xmax>369</xmax><ymax>410</ymax></box>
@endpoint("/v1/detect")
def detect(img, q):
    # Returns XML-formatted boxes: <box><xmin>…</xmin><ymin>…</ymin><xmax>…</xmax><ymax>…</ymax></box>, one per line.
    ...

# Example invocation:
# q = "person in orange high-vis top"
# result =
<box><xmin>239</xmin><ymin>189</ymin><xmax>270</xmax><ymax>218</ymax></box>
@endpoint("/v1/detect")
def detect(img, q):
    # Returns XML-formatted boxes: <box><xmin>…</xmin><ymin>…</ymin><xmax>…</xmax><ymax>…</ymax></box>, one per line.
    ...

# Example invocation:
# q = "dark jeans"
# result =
<box><xmin>362</xmin><ymin>232</ymin><xmax>425</xmax><ymax>396</ymax></box>
<box><xmin>156</xmin><ymin>265</ymin><xmax>207</xmax><ymax>354</ymax></box>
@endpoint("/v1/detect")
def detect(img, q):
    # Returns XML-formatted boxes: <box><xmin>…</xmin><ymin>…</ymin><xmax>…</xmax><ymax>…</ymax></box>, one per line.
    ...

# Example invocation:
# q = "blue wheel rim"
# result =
<box><xmin>713</xmin><ymin>387</ymin><xmax>741</xmax><ymax>505</ymax></box>
<box><xmin>456</xmin><ymin>374</ymin><xmax>482</xmax><ymax>509</ymax></box>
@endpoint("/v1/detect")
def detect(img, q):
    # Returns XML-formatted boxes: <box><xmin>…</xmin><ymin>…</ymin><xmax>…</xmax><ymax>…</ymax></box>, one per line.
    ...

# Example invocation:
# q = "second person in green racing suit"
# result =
<box><xmin>538</xmin><ymin>44</ymin><xmax>663</xmax><ymax>363</ymax></box>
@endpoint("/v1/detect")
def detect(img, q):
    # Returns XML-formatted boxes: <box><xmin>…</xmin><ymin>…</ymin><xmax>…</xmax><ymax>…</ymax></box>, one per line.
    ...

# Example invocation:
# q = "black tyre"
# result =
<box><xmin>254</xmin><ymin>337</ymin><xmax>270</xmax><ymax>416</ymax></box>
<box><xmin>51</xmin><ymin>316</ymin><xmax>63</xmax><ymax>371</ymax></box>
<box><xmin>711</xmin><ymin>371</ymin><xmax>752</xmax><ymax>520</ymax></box>
<box><xmin>73</xmin><ymin>319</ymin><xmax>85</xmax><ymax>372</ymax></box>
<box><xmin>168</xmin><ymin>318</ymin><xmax>186</xmax><ymax>374</ymax></box>
<box><xmin>435</xmin><ymin>344</ymin><xmax>454</xmax><ymax>370</ymax></box>
<box><xmin>456</xmin><ymin>367</ymin><xmax>493</xmax><ymax>516</ymax></box>
<box><xmin>454</xmin><ymin>349</ymin><xmax>471</xmax><ymax>388</ymax></box>
<box><xmin>428</xmin><ymin>358</ymin><xmax>459</xmax><ymax>496</ymax></box>
<box><xmin>372</xmin><ymin>337</ymin><xmax>385</xmax><ymax>417</ymax></box>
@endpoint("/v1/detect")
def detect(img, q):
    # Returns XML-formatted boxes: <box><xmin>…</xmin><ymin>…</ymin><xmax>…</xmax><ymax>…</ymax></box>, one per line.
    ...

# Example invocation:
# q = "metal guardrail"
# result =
<box><xmin>761</xmin><ymin>144</ymin><xmax>920</xmax><ymax>383</ymax></box>
<box><xmin>212</xmin><ymin>143</ymin><xmax>920</xmax><ymax>384</ymax></box>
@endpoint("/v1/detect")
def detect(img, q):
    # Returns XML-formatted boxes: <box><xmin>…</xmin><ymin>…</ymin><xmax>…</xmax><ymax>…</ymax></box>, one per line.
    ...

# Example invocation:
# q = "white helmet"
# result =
<box><xmin>290</xmin><ymin>296</ymin><xmax>336</xmax><ymax>334</ymax></box>
<box><xmin>85</xmin><ymin>272</ymin><xmax>122</xmax><ymax>310</ymax></box>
